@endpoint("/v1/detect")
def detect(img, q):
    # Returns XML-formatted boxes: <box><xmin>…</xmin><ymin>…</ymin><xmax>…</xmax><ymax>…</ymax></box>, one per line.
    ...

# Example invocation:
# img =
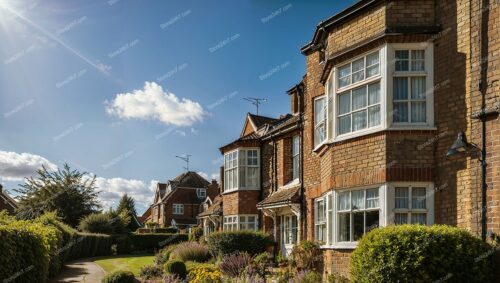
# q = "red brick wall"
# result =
<box><xmin>222</xmin><ymin>190</ymin><xmax>260</xmax><ymax>215</ymax></box>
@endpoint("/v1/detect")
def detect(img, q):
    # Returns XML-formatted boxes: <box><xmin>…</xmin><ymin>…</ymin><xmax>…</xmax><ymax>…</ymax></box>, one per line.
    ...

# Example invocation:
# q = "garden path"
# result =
<box><xmin>49</xmin><ymin>259</ymin><xmax>105</xmax><ymax>283</ymax></box>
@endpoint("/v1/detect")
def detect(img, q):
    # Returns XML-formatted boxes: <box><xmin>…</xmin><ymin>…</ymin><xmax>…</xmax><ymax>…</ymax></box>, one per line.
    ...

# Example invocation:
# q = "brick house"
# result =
<box><xmin>149</xmin><ymin>171</ymin><xmax>218</xmax><ymax>228</ymax></box>
<box><xmin>0</xmin><ymin>185</ymin><xmax>18</xmax><ymax>214</ymax></box>
<box><xmin>299</xmin><ymin>0</ymin><xmax>500</xmax><ymax>277</ymax></box>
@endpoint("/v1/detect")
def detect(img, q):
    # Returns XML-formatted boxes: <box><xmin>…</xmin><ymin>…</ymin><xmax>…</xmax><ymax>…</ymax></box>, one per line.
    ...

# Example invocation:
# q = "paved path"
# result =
<box><xmin>49</xmin><ymin>259</ymin><xmax>105</xmax><ymax>283</ymax></box>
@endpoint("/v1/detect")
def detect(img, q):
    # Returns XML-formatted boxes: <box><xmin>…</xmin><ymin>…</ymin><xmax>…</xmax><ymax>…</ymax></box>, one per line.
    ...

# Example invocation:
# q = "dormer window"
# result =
<box><xmin>224</xmin><ymin>148</ymin><xmax>260</xmax><ymax>193</ymax></box>
<box><xmin>197</xmin><ymin>188</ymin><xmax>207</xmax><ymax>198</ymax></box>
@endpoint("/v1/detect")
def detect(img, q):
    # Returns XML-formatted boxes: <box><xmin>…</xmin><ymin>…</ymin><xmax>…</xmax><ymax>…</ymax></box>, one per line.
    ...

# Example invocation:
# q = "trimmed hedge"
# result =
<box><xmin>136</xmin><ymin>227</ymin><xmax>179</xmax><ymax>234</ymax></box>
<box><xmin>164</xmin><ymin>260</ymin><xmax>187</xmax><ymax>278</ymax></box>
<box><xmin>206</xmin><ymin>231</ymin><xmax>273</xmax><ymax>256</ymax></box>
<box><xmin>0</xmin><ymin>216</ymin><xmax>112</xmax><ymax>283</ymax></box>
<box><xmin>102</xmin><ymin>270</ymin><xmax>135</xmax><ymax>283</ymax></box>
<box><xmin>130</xmin><ymin>233</ymin><xmax>188</xmax><ymax>252</ymax></box>
<box><xmin>350</xmin><ymin>225</ymin><xmax>494</xmax><ymax>283</ymax></box>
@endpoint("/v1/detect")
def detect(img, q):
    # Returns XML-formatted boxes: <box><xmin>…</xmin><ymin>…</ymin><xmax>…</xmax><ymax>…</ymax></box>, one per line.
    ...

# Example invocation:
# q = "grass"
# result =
<box><xmin>94</xmin><ymin>254</ymin><xmax>155</xmax><ymax>276</ymax></box>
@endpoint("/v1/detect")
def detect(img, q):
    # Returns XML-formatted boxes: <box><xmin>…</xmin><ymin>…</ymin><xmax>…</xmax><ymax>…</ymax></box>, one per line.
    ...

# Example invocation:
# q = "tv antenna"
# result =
<box><xmin>243</xmin><ymin>97</ymin><xmax>267</xmax><ymax>115</ymax></box>
<box><xmin>175</xmin><ymin>155</ymin><xmax>191</xmax><ymax>171</ymax></box>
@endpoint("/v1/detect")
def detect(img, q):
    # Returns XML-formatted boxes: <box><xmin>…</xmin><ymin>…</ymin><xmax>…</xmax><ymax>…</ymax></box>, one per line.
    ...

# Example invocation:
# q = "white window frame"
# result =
<box><xmin>197</xmin><ymin>188</ymin><xmax>207</xmax><ymax>198</ymax></box>
<box><xmin>172</xmin><ymin>203</ymin><xmax>184</xmax><ymax>215</ymax></box>
<box><xmin>314</xmin><ymin>198</ymin><xmax>327</xmax><ymax>243</ymax></box>
<box><xmin>387</xmin><ymin>182</ymin><xmax>435</xmax><ymax>226</ymax></box>
<box><xmin>223</xmin><ymin>148</ymin><xmax>260</xmax><ymax>193</ymax></box>
<box><xmin>281</xmin><ymin>214</ymin><xmax>298</xmax><ymax>245</ymax></box>
<box><xmin>223</xmin><ymin>214</ymin><xmax>258</xmax><ymax>231</ymax></box>
<box><xmin>317</xmin><ymin>182</ymin><xmax>434</xmax><ymax>249</ymax></box>
<box><xmin>314</xmin><ymin>96</ymin><xmax>327</xmax><ymax>149</ymax></box>
<box><xmin>292</xmin><ymin>135</ymin><xmax>300</xmax><ymax>180</ymax></box>
<box><xmin>319</xmin><ymin>43</ymin><xmax>435</xmax><ymax>148</ymax></box>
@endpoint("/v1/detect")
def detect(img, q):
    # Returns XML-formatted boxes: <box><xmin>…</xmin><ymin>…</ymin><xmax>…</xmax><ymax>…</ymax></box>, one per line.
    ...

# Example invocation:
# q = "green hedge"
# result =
<box><xmin>206</xmin><ymin>231</ymin><xmax>273</xmax><ymax>256</ymax></box>
<box><xmin>350</xmin><ymin>225</ymin><xmax>494</xmax><ymax>283</ymax></box>
<box><xmin>67</xmin><ymin>233</ymin><xmax>112</xmax><ymax>260</ymax></box>
<box><xmin>0</xmin><ymin>221</ymin><xmax>53</xmax><ymax>282</ymax></box>
<box><xmin>136</xmin><ymin>227</ymin><xmax>179</xmax><ymax>234</ymax></box>
<box><xmin>130</xmin><ymin>233</ymin><xmax>188</xmax><ymax>252</ymax></box>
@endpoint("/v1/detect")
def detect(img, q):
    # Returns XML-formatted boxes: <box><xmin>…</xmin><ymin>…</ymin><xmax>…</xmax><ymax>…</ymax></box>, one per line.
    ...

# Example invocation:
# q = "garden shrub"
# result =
<box><xmin>290</xmin><ymin>240</ymin><xmax>321</xmax><ymax>271</ymax></box>
<box><xmin>188</xmin><ymin>264</ymin><xmax>222</xmax><ymax>283</ymax></box>
<box><xmin>292</xmin><ymin>270</ymin><xmax>323</xmax><ymax>283</ymax></box>
<box><xmin>350</xmin><ymin>225</ymin><xmax>493</xmax><ymax>283</ymax></box>
<box><xmin>131</xmin><ymin>233</ymin><xmax>188</xmax><ymax>252</ymax></box>
<box><xmin>37</xmin><ymin>212</ymin><xmax>77</xmax><ymax>262</ymax></box>
<box><xmin>189</xmin><ymin>226</ymin><xmax>203</xmax><ymax>242</ymax></box>
<box><xmin>164</xmin><ymin>259</ymin><xmax>187</xmax><ymax>278</ymax></box>
<box><xmin>171</xmin><ymin>241</ymin><xmax>210</xmax><ymax>262</ymax></box>
<box><xmin>67</xmin><ymin>233</ymin><xmax>112</xmax><ymax>259</ymax></box>
<box><xmin>327</xmin><ymin>272</ymin><xmax>349</xmax><ymax>283</ymax></box>
<box><xmin>206</xmin><ymin>231</ymin><xmax>273</xmax><ymax>256</ymax></box>
<box><xmin>252</xmin><ymin>252</ymin><xmax>271</xmax><ymax>279</ymax></box>
<box><xmin>139</xmin><ymin>264</ymin><xmax>163</xmax><ymax>279</ymax></box>
<box><xmin>78</xmin><ymin>213</ymin><xmax>115</xmax><ymax>234</ymax></box>
<box><xmin>162</xmin><ymin>274</ymin><xmax>183</xmax><ymax>283</ymax></box>
<box><xmin>155</xmin><ymin>245</ymin><xmax>177</xmax><ymax>265</ymax></box>
<box><xmin>218</xmin><ymin>251</ymin><xmax>252</xmax><ymax>277</ymax></box>
<box><xmin>101</xmin><ymin>270</ymin><xmax>135</xmax><ymax>283</ymax></box>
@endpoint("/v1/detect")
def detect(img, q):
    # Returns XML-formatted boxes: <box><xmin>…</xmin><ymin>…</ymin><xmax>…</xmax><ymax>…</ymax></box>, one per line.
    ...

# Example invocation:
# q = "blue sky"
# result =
<box><xmin>0</xmin><ymin>0</ymin><xmax>356</xmax><ymax>214</ymax></box>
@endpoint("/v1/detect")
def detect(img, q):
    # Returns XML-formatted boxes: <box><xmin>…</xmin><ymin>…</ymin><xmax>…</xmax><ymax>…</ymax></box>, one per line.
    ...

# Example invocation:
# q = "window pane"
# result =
<box><xmin>395</xmin><ymin>213</ymin><xmax>408</xmax><ymax>224</ymax></box>
<box><xmin>411</xmin><ymin>77</ymin><xmax>426</xmax><ymax>99</ymax></box>
<box><xmin>351</xmin><ymin>190</ymin><xmax>364</xmax><ymax>210</ymax></box>
<box><xmin>394</xmin><ymin>78</ymin><xmax>408</xmax><ymax>100</ymax></box>
<box><xmin>396</xmin><ymin>50</ymin><xmax>409</xmax><ymax>60</ymax></box>
<box><xmin>352</xmin><ymin>87</ymin><xmax>367</xmax><ymax>110</ymax></box>
<box><xmin>368</xmin><ymin>83</ymin><xmax>380</xmax><ymax>105</ymax></box>
<box><xmin>314</xmin><ymin>98</ymin><xmax>326</xmax><ymax>125</ymax></box>
<box><xmin>353</xmin><ymin>212</ymin><xmax>364</xmax><ymax>241</ymax></box>
<box><xmin>411</xmin><ymin>102</ymin><xmax>426</xmax><ymax>123</ymax></box>
<box><xmin>247</xmin><ymin>167</ymin><xmax>258</xmax><ymax>188</ymax></box>
<box><xmin>239</xmin><ymin>167</ymin><xmax>246</xmax><ymax>187</ymax></box>
<box><xmin>338</xmin><ymin>65</ymin><xmax>351</xmax><ymax>87</ymax></box>
<box><xmin>315</xmin><ymin>124</ymin><xmax>326</xmax><ymax>146</ymax></box>
<box><xmin>412</xmin><ymin>60</ymin><xmax>425</xmax><ymax>71</ymax></box>
<box><xmin>339</xmin><ymin>92</ymin><xmax>351</xmax><ymax>115</ymax></box>
<box><xmin>411</xmin><ymin>213</ymin><xmax>427</xmax><ymax>225</ymax></box>
<box><xmin>366</xmin><ymin>65</ymin><xmax>379</xmax><ymax>78</ymax></box>
<box><xmin>366</xmin><ymin>52</ymin><xmax>379</xmax><ymax>66</ymax></box>
<box><xmin>412</xmin><ymin>187</ymin><xmax>427</xmax><ymax>209</ymax></box>
<box><xmin>368</xmin><ymin>105</ymin><xmax>381</xmax><ymax>127</ymax></box>
<box><xmin>352</xmin><ymin>110</ymin><xmax>367</xmax><ymax>131</ymax></box>
<box><xmin>339</xmin><ymin>192</ymin><xmax>350</xmax><ymax>211</ymax></box>
<box><xmin>293</xmin><ymin>156</ymin><xmax>299</xmax><ymax>180</ymax></box>
<box><xmin>339</xmin><ymin>213</ymin><xmax>350</xmax><ymax>242</ymax></box>
<box><xmin>366</xmin><ymin>188</ymin><xmax>379</xmax><ymax>208</ymax></box>
<box><xmin>292</xmin><ymin>136</ymin><xmax>300</xmax><ymax>155</ymax></box>
<box><xmin>412</xmin><ymin>50</ymin><xmax>424</xmax><ymax>60</ymax></box>
<box><xmin>395</xmin><ymin>50</ymin><xmax>409</xmax><ymax>71</ymax></box>
<box><xmin>395</xmin><ymin>187</ymin><xmax>409</xmax><ymax>209</ymax></box>
<box><xmin>393</xmin><ymin>102</ymin><xmax>409</xmax><ymax>123</ymax></box>
<box><xmin>351</xmin><ymin>58</ymin><xmax>365</xmax><ymax>83</ymax></box>
<box><xmin>339</xmin><ymin>116</ymin><xmax>351</xmax><ymax>135</ymax></box>
<box><xmin>366</xmin><ymin>210</ymin><xmax>379</xmax><ymax>232</ymax></box>
<box><xmin>367</xmin><ymin>51</ymin><xmax>380</xmax><ymax>77</ymax></box>
<box><xmin>291</xmin><ymin>216</ymin><xmax>298</xmax><ymax>244</ymax></box>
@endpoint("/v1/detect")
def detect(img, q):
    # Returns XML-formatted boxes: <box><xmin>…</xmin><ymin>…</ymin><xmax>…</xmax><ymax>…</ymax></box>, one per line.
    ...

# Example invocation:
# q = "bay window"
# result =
<box><xmin>223</xmin><ymin>215</ymin><xmax>258</xmax><ymax>231</ymax></box>
<box><xmin>292</xmin><ymin>135</ymin><xmax>300</xmax><ymax>180</ymax></box>
<box><xmin>314</xmin><ymin>183</ymin><xmax>434</xmax><ymax>248</ymax></box>
<box><xmin>223</xmin><ymin>148</ymin><xmax>260</xmax><ymax>192</ymax></box>
<box><xmin>314</xmin><ymin>96</ymin><xmax>327</xmax><ymax>147</ymax></box>
<box><xmin>320</xmin><ymin>43</ymin><xmax>434</xmax><ymax>146</ymax></box>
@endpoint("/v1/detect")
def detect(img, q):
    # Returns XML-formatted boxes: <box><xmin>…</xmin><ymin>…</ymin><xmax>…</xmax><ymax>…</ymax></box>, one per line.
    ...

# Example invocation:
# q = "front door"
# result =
<box><xmin>281</xmin><ymin>215</ymin><xmax>298</xmax><ymax>257</ymax></box>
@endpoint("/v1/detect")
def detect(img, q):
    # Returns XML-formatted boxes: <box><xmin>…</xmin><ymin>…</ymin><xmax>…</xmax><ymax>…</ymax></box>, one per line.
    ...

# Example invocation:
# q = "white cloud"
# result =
<box><xmin>197</xmin><ymin>171</ymin><xmax>208</xmax><ymax>179</ymax></box>
<box><xmin>0</xmin><ymin>151</ymin><xmax>57</xmax><ymax>181</ymax></box>
<box><xmin>93</xmin><ymin>177</ymin><xmax>157</xmax><ymax>213</ymax></box>
<box><xmin>105</xmin><ymin>81</ymin><xmax>205</xmax><ymax>126</ymax></box>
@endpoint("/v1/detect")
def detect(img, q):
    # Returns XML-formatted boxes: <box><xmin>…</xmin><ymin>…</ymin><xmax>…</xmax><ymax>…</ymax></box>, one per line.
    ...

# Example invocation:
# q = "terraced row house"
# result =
<box><xmin>200</xmin><ymin>0</ymin><xmax>500</xmax><ymax>277</ymax></box>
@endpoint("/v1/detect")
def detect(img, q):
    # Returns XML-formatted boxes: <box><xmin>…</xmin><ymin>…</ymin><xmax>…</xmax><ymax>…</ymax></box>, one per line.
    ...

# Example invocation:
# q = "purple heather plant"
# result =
<box><xmin>218</xmin><ymin>251</ymin><xmax>253</xmax><ymax>277</ymax></box>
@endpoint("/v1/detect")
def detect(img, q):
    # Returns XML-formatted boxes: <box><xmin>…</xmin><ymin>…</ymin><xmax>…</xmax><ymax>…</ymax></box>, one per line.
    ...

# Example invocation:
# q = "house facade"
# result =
<box><xmin>200</xmin><ymin>0</ymin><xmax>499</xmax><ymax>277</ymax></box>
<box><xmin>300</xmin><ymin>0</ymin><xmax>499</xmax><ymax>276</ymax></box>
<box><xmin>0</xmin><ymin>185</ymin><xmax>18</xmax><ymax>214</ymax></box>
<box><xmin>149</xmin><ymin>171</ymin><xmax>218</xmax><ymax>229</ymax></box>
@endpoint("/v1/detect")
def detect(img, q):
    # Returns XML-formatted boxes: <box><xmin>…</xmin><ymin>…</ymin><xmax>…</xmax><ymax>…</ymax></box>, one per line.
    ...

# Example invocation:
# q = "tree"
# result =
<box><xmin>15</xmin><ymin>164</ymin><xmax>101</xmax><ymax>227</ymax></box>
<box><xmin>116</xmin><ymin>194</ymin><xmax>140</xmax><ymax>231</ymax></box>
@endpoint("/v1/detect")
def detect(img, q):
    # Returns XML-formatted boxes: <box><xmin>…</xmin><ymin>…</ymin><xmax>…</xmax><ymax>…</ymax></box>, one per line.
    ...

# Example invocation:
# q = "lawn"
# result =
<box><xmin>94</xmin><ymin>254</ymin><xmax>155</xmax><ymax>276</ymax></box>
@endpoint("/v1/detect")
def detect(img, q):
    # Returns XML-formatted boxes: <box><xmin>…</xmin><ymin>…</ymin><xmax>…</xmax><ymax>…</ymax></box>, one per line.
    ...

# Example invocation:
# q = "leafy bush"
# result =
<box><xmin>218</xmin><ymin>252</ymin><xmax>252</xmax><ymax>277</ymax></box>
<box><xmin>164</xmin><ymin>260</ymin><xmax>187</xmax><ymax>278</ymax></box>
<box><xmin>102</xmin><ymin>270</ymin><xmax>135</xmax><ymax>283</ymax></box>
<box><xmin>139</xmin><ymin>264</ymin><xmax>163</xmax><ymax>279</ymax></box>
<box><xmin>290</xmin><ymin>240</ymin><xmax>321</xmax><ymax>271</ymax></box>
<box><xmin>67</xmin><ymin>232</ymin><xmax>112</xmax><ymax>259</ymax></box>
<box><xmin>253</xmin><ymin>252</ymin><xmax>271</xmax><ymax>278</ymax></box>
<box><xmin>114</xmin><ymin>235</ymin><xmax>133</xmax><ymax>254</ymax></box>
<box><xmin>78</xmin><ymin>213</ymin><xmax>114</xmax><ymax>234</ymax></box>
<box><xmin>327</xmin><ymin>272</ymin><xmax>350</xmax><ymax>283</ymax></box>
<box><xmin>350</xmin><ymin>225</ymin><xmax>493</xmax><ymax>283</ymax></box>
<box><xmin>171</xmin><ymin>242</ymin><xmax>210</xmax><ymax>262</ymax></box>
<box><xmin>207</xmin><ymin>231</ymin><xmax>273</xmax><ymax>256</ymax></box>
<box><xmin>137</xmin><ymin>227</ymin><xmax>178</xmax><ymax>234</ymax></box>
<box><xmin>292</xmin><ymin>270</ymin><xmax>323</xmax><ymax>283</ymax></box>
<box><xmin>162</xmin><ymin>274</ymin><xmax>183</xmax><ymax>283</ymax></box>
<box><xmin>155</xmin><ymin>245</ymin><xmax>177</xmax><ymax>265</ymax></box>
<box><xmin>189</xmin><ymin>227</ymin><xmax>203</xmax><ymax>242</ymax></box>
<box><xmin>131</xmin><ymin>233</ymin><xmax>188</xmax><ymax>252</ymax></box>
<box><xmin>188</xmin><ymin>264</ymin><xmax>222</xmax><ymax>283</ymax></box>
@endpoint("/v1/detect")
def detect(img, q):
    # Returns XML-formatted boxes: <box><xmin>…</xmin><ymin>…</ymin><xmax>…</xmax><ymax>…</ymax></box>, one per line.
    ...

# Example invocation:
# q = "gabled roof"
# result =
<box><xmin>198</xmin><ymin>195</ymin><xmax>222</xmax><ymax>217</ymax></box>
<box><xmin>0</xmin><ymin>185</ymin><xmax>18</xmax><ymax>211</ymax></box>
<box><xmin>240</xmin><ymin>113</ymin><xmax>277</xmax><ymax>137</ymax></box>
<box><xmin>153</xmin><ymin>183</ymin><xmax>167</xmax><ymax>204</ymax></box>
<box><xmin>169</xmin><ymin>171</ymin><xmax>210</xmax><ymax>189</ymax></box>
<box><xmin>262</xmin><ymin>114</ymin><xmax>301</xmax><ymax>139</ymax></box>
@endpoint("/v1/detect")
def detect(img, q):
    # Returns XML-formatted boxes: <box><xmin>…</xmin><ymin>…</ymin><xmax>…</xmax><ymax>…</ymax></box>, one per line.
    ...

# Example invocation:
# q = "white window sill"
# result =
<box><xmin>331</xmin><ymin>126</ymin><xmax>385</xmax><ymax>143</ymax></box>
<box><xmin>321</xmin><ymin>243</ymin><xmax>358</xmax><ymax>250</ymax></box>
<box><xmin>313</xmin><ymin>141</ymin><xmax>327</xmax><ymax>152</ymax></box>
